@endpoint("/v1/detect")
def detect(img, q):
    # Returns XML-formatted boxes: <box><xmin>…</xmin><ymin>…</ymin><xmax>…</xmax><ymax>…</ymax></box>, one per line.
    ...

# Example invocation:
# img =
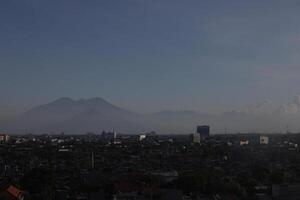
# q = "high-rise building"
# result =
<box><xmin>197</xmin><ymin>125</ymin><xmax>210</xmax><ymax>140</ymax></box>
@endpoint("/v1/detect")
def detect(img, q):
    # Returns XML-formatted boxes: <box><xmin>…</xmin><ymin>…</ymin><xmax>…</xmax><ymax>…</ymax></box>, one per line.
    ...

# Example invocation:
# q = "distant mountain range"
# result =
<box><xmin>0</xmin><ymin>97</ymin><xmax>207</xmax><ymax>134</ymax></box>
<box><xmin>2</xmin><ymin>96</ymin><xmax>300</xmax><ymax>134</ymax></box>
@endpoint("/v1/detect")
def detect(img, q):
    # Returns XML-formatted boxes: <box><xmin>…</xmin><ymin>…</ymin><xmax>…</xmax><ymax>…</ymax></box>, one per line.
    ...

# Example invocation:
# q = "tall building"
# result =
<box><xmin>197</xmin><ymin>125</ymin><xmax>210</xmax><ymax>140</ymax></box>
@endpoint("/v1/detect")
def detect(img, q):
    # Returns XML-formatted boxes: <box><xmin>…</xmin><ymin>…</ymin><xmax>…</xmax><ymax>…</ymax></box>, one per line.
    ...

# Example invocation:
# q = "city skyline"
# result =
<box><xmin>2</xmin><ymin>1</ymin><xmax>300</xmax><ymax>199</ymax></box>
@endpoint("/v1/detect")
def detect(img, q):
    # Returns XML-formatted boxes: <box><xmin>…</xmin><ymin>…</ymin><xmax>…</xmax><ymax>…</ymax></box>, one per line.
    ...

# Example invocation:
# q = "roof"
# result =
<box><xmin>6</xmin><ymin>185</ymin><xmax>22</xmax><ymax>198</ymax></box>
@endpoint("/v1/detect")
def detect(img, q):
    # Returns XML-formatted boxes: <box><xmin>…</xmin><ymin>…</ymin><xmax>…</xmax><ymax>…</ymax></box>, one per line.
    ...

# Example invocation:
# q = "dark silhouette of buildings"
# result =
<box><xmin>196</xmin><ymin>125</ymin><xmax>210</xmax><ymax>140</ymax></box>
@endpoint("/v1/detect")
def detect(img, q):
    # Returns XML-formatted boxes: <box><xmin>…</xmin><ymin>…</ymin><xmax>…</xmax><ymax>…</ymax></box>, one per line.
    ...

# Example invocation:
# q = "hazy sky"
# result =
<box><xmin>1</xmin><ymin>0</ymin><xmax>300</xmax><ymax>116</ymax></box>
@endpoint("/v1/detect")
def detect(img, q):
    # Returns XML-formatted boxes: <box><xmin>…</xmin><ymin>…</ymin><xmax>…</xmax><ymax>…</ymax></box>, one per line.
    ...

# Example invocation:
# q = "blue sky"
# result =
<box><xmin>1</xmin><ymin>0</ymin><xmax>300</xmax><ymax>116</ymax></box>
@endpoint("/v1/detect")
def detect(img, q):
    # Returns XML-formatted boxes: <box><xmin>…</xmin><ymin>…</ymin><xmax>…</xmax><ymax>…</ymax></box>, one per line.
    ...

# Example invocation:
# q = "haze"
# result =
<box><xmin>1</xmin><ymin>0</ymin><xmax>300</xmax><ymax>133</ymax></box>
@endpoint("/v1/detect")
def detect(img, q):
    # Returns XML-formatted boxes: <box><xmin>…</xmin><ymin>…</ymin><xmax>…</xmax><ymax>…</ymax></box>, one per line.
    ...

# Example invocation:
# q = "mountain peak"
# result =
<box><xmin>85</xmin><ymin>97</ymin><xmax>107</xmax><ymax>103</ymax></box>
<box><xmin>51</xmin><ymin>97</ymin><xmax>74</xmax><ymax>105</ymax></box>
<box><xmin>78</xmin><ymin>97</ymin><xmax>114</xmax><ymax>107</ymax></box>
<box><xmin>52</xmin><ymin>97</ymin><xmax>110</xmax><ymax>105</ymax></box>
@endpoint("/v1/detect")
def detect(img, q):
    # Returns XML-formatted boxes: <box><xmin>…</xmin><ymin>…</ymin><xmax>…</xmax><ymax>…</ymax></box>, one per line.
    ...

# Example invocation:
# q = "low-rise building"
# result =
<box><xmin>240</xmin><ymin>139</ymin><xmax>250</xmax><ymax>146</ymax></box>
<box><xmin>0</xmin><ymin>134</ymin><xmax>9</xmax><ymax>142</ymax></box>
<box><xmin>138</xmin><ymin>134</ymin><xmax>146</xmax><ymax>141</ymax></box>
<box><xmin>260</xmin><ymin>136</ymin><xmax>269</xmax><ymax>145</ymax></box>
<box><xmin>190</xmin><ymin>133</ymin><xmax>201</xmax><ymax>144</ymax></box>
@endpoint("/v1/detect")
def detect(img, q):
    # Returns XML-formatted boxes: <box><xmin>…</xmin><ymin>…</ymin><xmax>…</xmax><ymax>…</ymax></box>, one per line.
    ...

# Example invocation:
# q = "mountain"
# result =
<box><xmin>2</xmin><ymin>97</ymin><xmax>217</xmax><ymax>134</ymax></box>
<box><xmin>3</xmin><ymin>97</ymin><xmax>145</xmax><ymax>134</ymax></box>
<box><xmin>3</xmin><ymin>96</ymin><xmax>300</xmax><ymax>134</ymax></box>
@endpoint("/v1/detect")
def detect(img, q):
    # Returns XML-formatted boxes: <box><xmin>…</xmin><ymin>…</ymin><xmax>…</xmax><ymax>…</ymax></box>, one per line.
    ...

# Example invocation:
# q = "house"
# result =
<box><xmin>0</xmin><ymin>134</ymin><xmax>9</xmax><ymax>142</ymax></box>
<box><xmin>0</xmin><ymin>181</ymin><xmax>24</xmax><ymax>200</ymax></box>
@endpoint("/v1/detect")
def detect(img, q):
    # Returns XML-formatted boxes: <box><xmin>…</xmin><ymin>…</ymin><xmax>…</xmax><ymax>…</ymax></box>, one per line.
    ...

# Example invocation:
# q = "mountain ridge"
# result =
<box><xmin>3</xmin><ymin>96</ymin><xmax>300</xmax><ymax>134</ymax></box>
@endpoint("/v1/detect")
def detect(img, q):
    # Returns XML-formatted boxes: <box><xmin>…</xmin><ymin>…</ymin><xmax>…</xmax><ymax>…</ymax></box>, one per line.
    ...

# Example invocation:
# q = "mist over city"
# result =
<box><xmin>3</xmin><ymin>95</ymin><xmax>300</xmax><ymax>134</ymax></box>
<box><xmin>1</xmin><ymin>1</ymin><xmax>300</xmax><ymax>200</ymax></box>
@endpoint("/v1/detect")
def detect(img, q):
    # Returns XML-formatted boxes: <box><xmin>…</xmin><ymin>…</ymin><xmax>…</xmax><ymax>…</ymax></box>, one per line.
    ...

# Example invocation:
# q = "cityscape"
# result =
<box><xmin>2</xmin><ymin>0</ymin><xmax>300</xmax><ymax>199</ymax></box>
<box><xmin>2</xmin><ymin>127</ymin><xmax>300</xmax><ymax>199</ymax></box>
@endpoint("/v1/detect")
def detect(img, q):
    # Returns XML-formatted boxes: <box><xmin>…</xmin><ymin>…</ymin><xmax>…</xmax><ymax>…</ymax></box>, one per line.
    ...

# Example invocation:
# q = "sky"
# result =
<box><xmin>1</xmin><ymin>0</ymin><xmax>300</xmax><ymax>117</ymax></box>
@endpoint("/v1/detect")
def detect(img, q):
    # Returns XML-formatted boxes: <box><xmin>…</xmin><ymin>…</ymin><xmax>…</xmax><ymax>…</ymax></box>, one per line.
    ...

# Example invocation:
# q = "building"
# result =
<box><xmin>151</xmin><ymin>170</ymin><xmax>179</xmax><ymax>183</ymax></box>
<box><xmin>0</xmin><ymin>181</ymin><xmax>24</xmax><ymax>200</ymax></box>
<box><xmin>101</xmin><ymin>131</ymin><xmax>117</xmax><ymax>142</ymax></box>
<box><xmin>240</xmin><ymin>139</ymin><xmax>250</xmax><ymax>146</ymax></box>
<box><xmin>260</xmin><ymin>136</ymin><xmax>269</xmax><ymax>145</ymax></box>
<box><xmin>197</xmin><ymin>125</ymin><xmax>210</xmax><ymax>140</ymax></box>
<box><xmin>272</xmin><ymin>184</ymin><xmax>300</xmax><ymax>199</ymax></box>
<box><xmin>190</xmin><ymin>133</ymin><xmax>201</xmax><ymax>143</ymax></box>
<box><xmin>138</xmin><ymin>134</ymin><xmax>146</xmax><ymax>141</ymax></box>
<box><xmin>0</xmin><ymin>134</ymin><xmax>9</xmax><ymax>142</ymax></box>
